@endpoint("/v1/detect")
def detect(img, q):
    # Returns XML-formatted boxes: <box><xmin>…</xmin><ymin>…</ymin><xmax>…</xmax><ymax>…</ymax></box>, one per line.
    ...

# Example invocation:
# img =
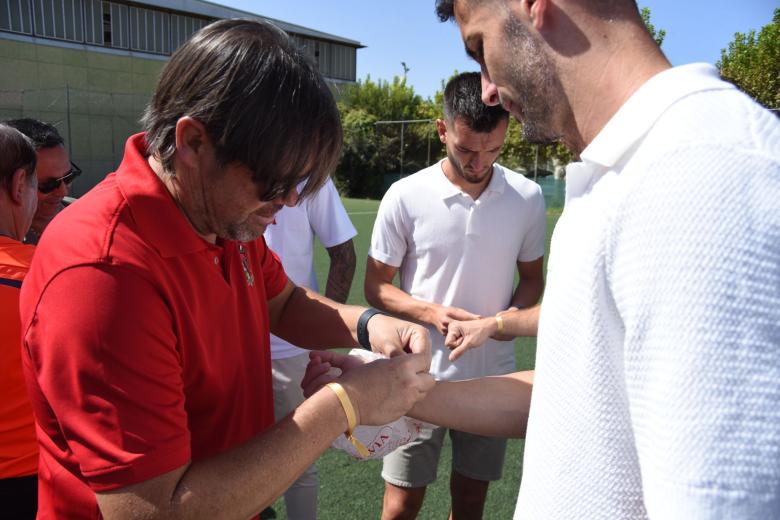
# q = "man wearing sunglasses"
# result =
<box><xmin>18</xmin><ymin>19</ymin><xmax>435</xmax><ymax>519</ymax></box>
<box><xmin>3</xmin><ymin>119</ymin><xmax>79</xmax><ymax>245</ymax></box>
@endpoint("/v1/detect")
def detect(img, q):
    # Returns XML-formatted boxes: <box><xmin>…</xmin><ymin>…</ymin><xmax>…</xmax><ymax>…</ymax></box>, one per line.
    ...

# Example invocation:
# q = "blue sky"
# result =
<box><xmin>219</xmin><ymin>1</ymin><xmax>777</xmax><ymax>100</ymax></box>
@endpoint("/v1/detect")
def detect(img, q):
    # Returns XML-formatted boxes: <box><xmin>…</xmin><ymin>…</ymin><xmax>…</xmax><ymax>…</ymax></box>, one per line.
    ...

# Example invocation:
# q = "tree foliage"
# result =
<box><xmin>335</xmin><ymin>76</ymin><xmax>441</xmax><ymax>198</ymax></box>
<box><xmin>334</xmin><ymin>73</ymin><xmax>574</xmax><ymax>198</ymax></box>
<box><xmin>640</xmin><ymin>6</ymin><xmax>666</xmax><ymax>47</ymax></box>
<box><xmin>717</xmin><ymin>9</ymin><xmax>780</xmax><ymax>110</ymax></box>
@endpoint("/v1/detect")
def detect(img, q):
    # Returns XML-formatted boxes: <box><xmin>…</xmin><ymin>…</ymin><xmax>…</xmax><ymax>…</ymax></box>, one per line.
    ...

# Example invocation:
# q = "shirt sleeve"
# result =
<box><xmin>306</xmin><ymin>179</ymin><xmax>357</xmax><ymax>248</ymax></box>
<box><xmin>24</xmin><ymin>264</ymin><xmax>190</xmax><ymax>491</ymax></box>
<box><xmin>368</xmin><ymin>184</ymin><xmax>408</xmax><ymax>268</ymax></box>
<box><xmin>610</xmin><ymin>145</ymin><xmax>780</xmax><ymax>518</ymax></box>
<box><xmin>518</xmin><ymin>183</ymin><xmax>547</xmax><ymax>263</ymax></box>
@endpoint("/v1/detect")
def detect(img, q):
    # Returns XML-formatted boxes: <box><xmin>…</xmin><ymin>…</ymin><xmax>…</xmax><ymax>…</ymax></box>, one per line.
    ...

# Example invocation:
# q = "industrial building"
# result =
<box><xmin>0</xmin><ymin>0</ymin><xmax>363</xmax><ymax>192</ymax></box>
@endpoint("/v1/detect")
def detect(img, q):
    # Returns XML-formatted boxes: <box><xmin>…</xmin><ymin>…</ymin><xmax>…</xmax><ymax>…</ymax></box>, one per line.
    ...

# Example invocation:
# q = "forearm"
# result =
<box><xmin>510</xmin><ymin>276</ymin><xmax>544</xmax><ymax>310</ymax></box>
<box><xmin>324</xmin><ymin>241</ymin><xmax>356</xmax><ymax>303</ymax></box>
<box><xmin>493</xmin><ymin>304</ymin><xmax>541</xmax><ymax>340</ymax></box>
<box><xmin>98</xmin><ymin>387</ymin><xmax>347</xmax><ymax>519</ymax></box>
<box><xmin>272</xmin><ymin>286</ymin><xmax>363</xmax><ymax>349</ymax></box>
<box><xmin>409</xmin><ymin>371</ymin><xmax>534</xmax><ymax>438</ymax></box>
<box><xmin>365</xmin><ymin>280</ymin><xmax>436</xmax><ymax>325</ymax></box>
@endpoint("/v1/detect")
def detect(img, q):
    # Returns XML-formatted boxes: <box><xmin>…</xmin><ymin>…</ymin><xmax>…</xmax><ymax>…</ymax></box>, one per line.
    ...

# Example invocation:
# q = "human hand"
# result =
<box><xmin>367</xmin><ymin>314</ymin><xmax>432</xmax><ymax>363</ymax></box>
<box><xmin>301</xmin><ymin>351</ymin><xmax>367</xmax><ymax>397</ymax></box>
<box><xmin>426</xmin><ymin>304</ymin><xmax>481</xmax><ymax>336</ymax></box>
<box><xmin>445</xmin><ymin>317</ymin><xmax>497</xmax><ymax>361</ymax></box>
<box><xmin>303</xmin><ymin>351</ymin><xmax>435</xmax><ymax>426</ymax></box>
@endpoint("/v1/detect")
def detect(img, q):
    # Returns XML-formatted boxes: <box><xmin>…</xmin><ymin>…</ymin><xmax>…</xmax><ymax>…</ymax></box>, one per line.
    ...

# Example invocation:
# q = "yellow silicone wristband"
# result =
<box><xmin>326</xmin><ymin>382</ymin><xmax>370</xmax><ymax>458</ymax></box>
<box><xmin>495</xmin><ymin>315</ymin><xmax>504</xmax><ymax>334</ymax></box>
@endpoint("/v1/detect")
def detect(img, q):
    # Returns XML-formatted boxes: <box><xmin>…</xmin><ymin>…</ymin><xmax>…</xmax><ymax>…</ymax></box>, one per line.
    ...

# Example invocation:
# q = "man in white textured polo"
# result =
<box><xmin>365</xmin><ymin>71</ymin><xmax>546</xmax><ymax>520</ymax></box>
<box><xmin>264</xmin><ymin>177</ymin><xmax>356</xmax><ymax>519</ymax></box>
<box><xmin>428</xmin><ymin>0</ymin><xmax>780</xmax><ymax>517</ymax></box>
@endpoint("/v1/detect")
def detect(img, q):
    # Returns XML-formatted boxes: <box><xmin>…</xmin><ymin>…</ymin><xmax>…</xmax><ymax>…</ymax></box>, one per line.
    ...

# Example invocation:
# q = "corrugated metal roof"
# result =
<box><xmin>130</xmin><ymin>0</ymin><xmax>364</xmax><ymax>48</ymax></box>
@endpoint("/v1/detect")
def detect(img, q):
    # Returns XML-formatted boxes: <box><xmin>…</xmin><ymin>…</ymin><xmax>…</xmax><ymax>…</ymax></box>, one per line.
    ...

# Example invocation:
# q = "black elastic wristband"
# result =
<box><xmin>357</xmin><ymin>308</ymin><xmax>386</xmax><ymax>350</ymax></box>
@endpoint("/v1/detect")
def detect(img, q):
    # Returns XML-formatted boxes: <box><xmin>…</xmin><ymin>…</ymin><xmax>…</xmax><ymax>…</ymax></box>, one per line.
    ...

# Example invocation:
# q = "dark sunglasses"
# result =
<box><xmin>38</xmin><ymin>162</ymin><xmax>82</xmax><ymax>194</ymax></box>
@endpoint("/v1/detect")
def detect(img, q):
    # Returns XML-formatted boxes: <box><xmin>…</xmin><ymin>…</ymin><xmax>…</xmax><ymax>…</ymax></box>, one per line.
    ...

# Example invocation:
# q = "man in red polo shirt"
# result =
<box><xmin>19</xmin><ymin>19</ymin><xmax>434</xmax><ymax>519</ymax></box>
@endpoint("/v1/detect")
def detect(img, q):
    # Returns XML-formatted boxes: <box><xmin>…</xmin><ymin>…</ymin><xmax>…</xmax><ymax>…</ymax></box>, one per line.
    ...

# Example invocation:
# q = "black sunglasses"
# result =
<box><xmin>38</xmin><ymin>162</ymin><xmax>82</xmax><ymax>194</ymax></box>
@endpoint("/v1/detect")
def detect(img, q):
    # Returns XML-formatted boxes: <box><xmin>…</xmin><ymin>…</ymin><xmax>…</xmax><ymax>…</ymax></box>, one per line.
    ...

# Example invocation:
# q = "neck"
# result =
<box><xmin>0</xmin><ymin>200</ymin><xmax>23</xmax><ymax>241</ymax></box>
<box><xmin>563</xmin><ymin>27</ymin><xmax>672</xmax><ymax>154</ymax></box>
<box><xmin>441</xmin><ymin>160</ymin><xmax>493</xmax><ymax>200</ymax></box>
<box><xmin>148</xmin><ymin>156</ymin><xmax>217</xmax><ymax>244</ymax></box>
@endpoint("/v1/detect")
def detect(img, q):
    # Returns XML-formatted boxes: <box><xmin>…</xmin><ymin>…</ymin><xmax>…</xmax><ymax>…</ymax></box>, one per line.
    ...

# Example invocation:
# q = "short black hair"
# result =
<box><xmin>0</xmin><ymin>124</ymin><xmax>37</xmax><ymax>192</ymax></box>
<box><xmin>3</xmin><ymin>118</ymin><xmax>64</xmax><ymax>150</ymax></box>
<box><xmin>443</xmin><ymin>72</ymin><xmax>508</xmax><ymax>133</ymax></box>
<box><xmin>436</xmin><ymin>0</ymin><xmax>457</xmax><ymax>22</ymax></box>
<box><xmin>142</xmin><ymin>18</ymin><xmax>342</xmax><ymax>202</ymax></box>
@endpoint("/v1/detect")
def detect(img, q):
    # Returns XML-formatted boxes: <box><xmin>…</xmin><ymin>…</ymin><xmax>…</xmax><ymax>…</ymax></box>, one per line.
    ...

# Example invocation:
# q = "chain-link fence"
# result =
<box><xmin>0</xmin><ymin>86</ymin><xmax>149</xmax><ymax>196</ymax></box>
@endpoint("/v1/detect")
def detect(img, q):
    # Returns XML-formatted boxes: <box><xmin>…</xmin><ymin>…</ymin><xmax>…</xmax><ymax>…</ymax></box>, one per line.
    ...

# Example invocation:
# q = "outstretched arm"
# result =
<box><xmin>303</xmin><ymin>351</ymin><xmax>534</xmax><ymax>439</ymax></box>
<box><xmin>409</xmin><ymin>371</ymin><xmax>534</xmax><ymax>438</ymax></box>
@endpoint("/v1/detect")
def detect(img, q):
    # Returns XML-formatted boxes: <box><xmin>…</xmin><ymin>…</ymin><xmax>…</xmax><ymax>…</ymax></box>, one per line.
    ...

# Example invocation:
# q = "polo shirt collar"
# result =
<box><xmin>437</xmin><ymin>160</ymin><xmax>507</xmax><ymax>200</ymax></box>
<box><xmin>566</xmin><ymin>64</ymin><xmax>735</xmax><ymax>200</ymax></box>
<box><xmin>116</xmin><ymin>133</ymin><xmax>214</xmax><ymax>258</ymax></box>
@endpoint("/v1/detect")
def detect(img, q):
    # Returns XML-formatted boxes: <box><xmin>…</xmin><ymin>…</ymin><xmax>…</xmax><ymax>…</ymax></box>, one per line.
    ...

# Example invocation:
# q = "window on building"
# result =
<box><xmin>32</xmin><ymin>0</ymin><xmax>84</xmax><ymax>41</ymax></box>
<box><xmin>1</xmin><ymin>0</ymin><xmax>34</xmax><ymax>34</ymax></box>
<box><xmin>129</xmin><ymin>5</ymin><xmax>169</xmax><ymax>54</ymax></box>
<box><xmin>171</xmin><ymin>13</ymin><xmax>209</xmax><ymax>50</ymax></box>
<box><xmin>83</xmin><ymin>0</ymin><xmax>102</xmax><ymax>44</ymax></box>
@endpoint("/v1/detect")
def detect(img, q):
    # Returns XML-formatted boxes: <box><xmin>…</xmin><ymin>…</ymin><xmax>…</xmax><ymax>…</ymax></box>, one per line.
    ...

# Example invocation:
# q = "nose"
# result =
<box><xmin>481</xmin><ymin>73</ymin><xmax>500</xmax><ymax>106</ymax></box>
<box><xmin>52</xmin><ymin>180</ymin><xmax>68</xmax><ymax>199</ymax></box>
<box><xmin>469</xmin><ymin>153</ymin><xmax>485</xmax><ymax>171</ymax></box>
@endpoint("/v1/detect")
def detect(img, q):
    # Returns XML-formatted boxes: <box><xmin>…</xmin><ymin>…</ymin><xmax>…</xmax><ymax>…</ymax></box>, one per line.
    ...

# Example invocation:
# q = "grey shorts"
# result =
<box><xmin>381</xmin><ymin>426</ymin><xmax>507</xmax><ymax>488</ymax></box>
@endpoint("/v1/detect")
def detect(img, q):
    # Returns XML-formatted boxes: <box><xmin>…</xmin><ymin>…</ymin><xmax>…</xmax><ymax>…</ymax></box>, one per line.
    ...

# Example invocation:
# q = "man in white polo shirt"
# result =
<box><xmin>424</xmin><ymin>0</ymin><xmax>780</xmax><ymax>518</ymax></box>
<box><xmin>365</xmin><ymin>71</ymin><xmax>546</xmax><ymax>520</ymax></box>
<box><xmin>264</xmin><ymin>177</ymin><xmax>356</xmax><ymax>520</ymax></box>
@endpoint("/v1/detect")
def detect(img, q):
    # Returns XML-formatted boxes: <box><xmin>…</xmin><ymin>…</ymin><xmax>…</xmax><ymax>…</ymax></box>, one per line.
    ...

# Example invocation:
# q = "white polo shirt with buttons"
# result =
<box><xmin>369</xmin><ymin>161</ymin><xmax>546</xmax><ymax>381</ymax></box>
<box><xmin>515</xmin><ymin>64</ymin><xmax>780</xmax><ymax>519</ymax></box>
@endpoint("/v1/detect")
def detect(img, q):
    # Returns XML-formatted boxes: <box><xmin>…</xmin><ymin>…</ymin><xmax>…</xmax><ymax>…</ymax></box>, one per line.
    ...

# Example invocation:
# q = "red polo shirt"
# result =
<box><xmin>20</xmin><ymin>133</ymin><xmax>288</xmax><ymax>518</ymax></box>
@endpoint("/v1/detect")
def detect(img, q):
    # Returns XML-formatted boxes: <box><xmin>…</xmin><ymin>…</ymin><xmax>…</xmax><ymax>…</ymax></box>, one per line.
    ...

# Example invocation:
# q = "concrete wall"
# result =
<box><xmin>0</xmin><ymin>38</ymin><xmax>165</xmax><ymax>195</ymax></box>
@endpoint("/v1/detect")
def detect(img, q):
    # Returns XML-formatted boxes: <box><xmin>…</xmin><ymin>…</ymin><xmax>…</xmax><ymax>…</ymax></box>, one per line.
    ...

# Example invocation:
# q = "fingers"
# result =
<box><xmin>444</xmin><ymin>325</ymin><xmax>464</xmax><ymax>349</ymax></box>
<box><xmin>449</xmin><ymin>343</ymin><xmax>471</xmax><ymax>362</ymax></box>
<box><xmin>447</xmin><ymin>307</ymin><xmax>481</xmax><ymax>321</ymax></box>
<box><xmin>405</xmin><ymin>326</ymin><xmax>431</xmax><ymax>362</ymax></box>
<box><xmin>301</xmin><ymin>358</ymin><xmax>333</xmax><ymax>397</ymax></box>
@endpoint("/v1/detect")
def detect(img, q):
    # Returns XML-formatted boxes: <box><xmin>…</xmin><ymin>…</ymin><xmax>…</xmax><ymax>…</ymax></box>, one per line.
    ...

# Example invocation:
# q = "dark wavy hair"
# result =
<box><xmin>142</xmin><ymin>18</ymin><xmax>342</xmax><ymax>201</ymax></box>
<box><xmin>3</xmin><ymin>118</ymin><xmax>64</xmax><ymax>150</ymax></box>
<box><xmin>443</xmin><ymin>72</ymin><xmax>508</xmax><ymax>132</ymax></box>
<box><xmin>0</xmin><ymin>124</ymin><xmax>37</xmax><ymax>192</ymax></box>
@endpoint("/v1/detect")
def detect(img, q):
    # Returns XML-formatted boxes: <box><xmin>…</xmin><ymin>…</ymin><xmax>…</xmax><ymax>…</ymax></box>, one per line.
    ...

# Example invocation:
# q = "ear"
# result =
<box><xmin>520</xmin><ymin>0</ymin><xmax>548</xmax><ymax>31</ymax></box>
<box><xmin>436</xmin><ymin>119</ymin><xmax>448</xmax><ymax>143</ymax></box>
<box><xmin>9</xmin><ymin>168</ymin><xmax>29</xmax><ymax>205</ymax></box>
<box><xmin>174</xmin><ymin>116</ymin><xmax>211</xmax><ymax>172</ymax></box>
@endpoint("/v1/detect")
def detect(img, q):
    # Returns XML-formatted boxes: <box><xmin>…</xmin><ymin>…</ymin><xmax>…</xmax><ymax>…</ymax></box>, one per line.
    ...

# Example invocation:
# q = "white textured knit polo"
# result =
<box><xmin>515</xmin><ymin>64</ymin><xmax>780</xmax><ymax>519</ymax></box>
<box><xmin>369</xmin><ymin>161</ymin><xmax>546</xmax><ymax>381</ymax></box>
<box><xmin>264</xmin><ymin>178</ymin><xmax>357</xmax><ymax>360</ymax></box>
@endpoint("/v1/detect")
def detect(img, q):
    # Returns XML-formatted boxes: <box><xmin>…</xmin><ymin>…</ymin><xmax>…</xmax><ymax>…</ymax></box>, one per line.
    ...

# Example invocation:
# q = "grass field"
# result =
<box><xmin>270</xmin><ymin>197</ymin><xmax>561</xmax><ymax>519</ymax></box>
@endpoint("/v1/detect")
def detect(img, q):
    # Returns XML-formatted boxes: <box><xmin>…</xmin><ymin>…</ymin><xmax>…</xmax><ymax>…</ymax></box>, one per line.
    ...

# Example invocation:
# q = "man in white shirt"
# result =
<box><xmin>264</xmin><ymin>177</ymin><xmax>356</xmax><ymax>520</ymax></box>
<box><xmin>419</xmin><ymin>1</ymin><xmax>780</xmax><ymax>518</ymax></box>
<box><xmin>365</xmin><ymin>72</ymin><xmax>546</xmax><ymax>520</ymax></box>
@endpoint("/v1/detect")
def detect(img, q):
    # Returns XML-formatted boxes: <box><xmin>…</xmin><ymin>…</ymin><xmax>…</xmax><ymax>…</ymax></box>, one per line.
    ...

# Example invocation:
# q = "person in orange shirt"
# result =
<box><xmin>0</xmin><ymin>123</ymin><xmax>39</xmax><ymax>520</ymax></box>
